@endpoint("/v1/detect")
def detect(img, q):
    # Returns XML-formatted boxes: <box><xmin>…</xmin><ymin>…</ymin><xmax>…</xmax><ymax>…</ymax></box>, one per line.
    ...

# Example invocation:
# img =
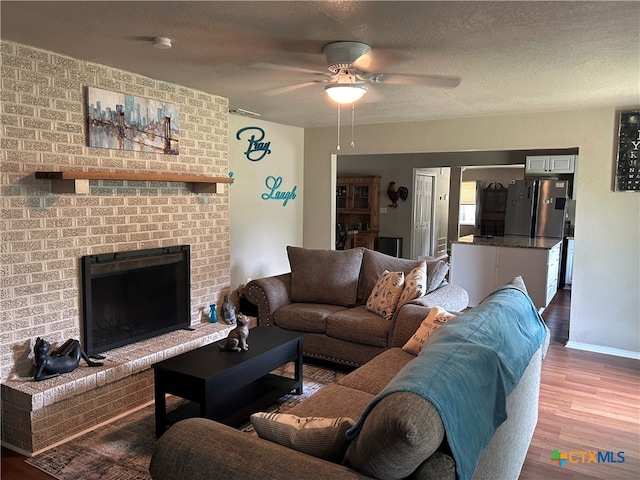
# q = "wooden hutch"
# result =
<box><xmin>336</xmin><ymin>175</ymin><xmax>381</xmax><ymax>250</ymax></box>
<box><xmin>480</xmin><ymin>183</ymin><xmax>508</xmax><ymax>236</ymax></box>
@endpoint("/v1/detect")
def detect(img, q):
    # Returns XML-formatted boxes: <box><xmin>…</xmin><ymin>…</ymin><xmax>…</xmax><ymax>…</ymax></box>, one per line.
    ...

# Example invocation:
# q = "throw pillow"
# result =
<box><xmin>402</xmin><ymin>306</ymin><xmax>456</xmax><ymax>355</ymax></box>
<box><xmin>425</xmin><ymin>259</ymin><xmax>450</xmax><ymax>293</ymax></box>
<box><xmin>365</xmin><ymin>270</ymin><xmax>405</xmax><ymax>320</ymax></box>
<box><xmin>287</xmin><ymin>246</ymin><xmax>364</xmax><ymax>307</ymax></box>
<box><xmin>357</xmin><ymin>249</ymin><xmax>425</xmax><ymax>305</ymax></box>
<box><xmin>397</xmin><ymin>262</ymin><xmax>427</xmax><ymax>310</ymax></box>
<box><xmin>250</xmin><ymin>412</ymin><xmax>355</xmax><ymax>462</ymax></box>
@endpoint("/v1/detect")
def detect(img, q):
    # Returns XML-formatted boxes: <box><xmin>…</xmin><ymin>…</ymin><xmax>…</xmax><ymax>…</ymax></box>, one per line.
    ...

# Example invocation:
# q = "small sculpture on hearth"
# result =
<box><xmin>221</xmin><ymin>294</ymin><xmax>237</xmax><ymax>325</ymax></box>
<box><xmin>218</xmin><ymin>314</ymin><xmax>250</xmax><ymax>352</ymax></box>
<box><xmin>33</xmin><ymin>337</ymin><xmax>103</xmax><ymax>382</ymax></box>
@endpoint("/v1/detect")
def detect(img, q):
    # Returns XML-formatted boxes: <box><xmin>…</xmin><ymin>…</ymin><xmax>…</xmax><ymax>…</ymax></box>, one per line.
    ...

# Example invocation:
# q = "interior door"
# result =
<box><xmin>412</xmin><ymin>172</ymin><xmax>435</xmax><ymax>259</ymax></box>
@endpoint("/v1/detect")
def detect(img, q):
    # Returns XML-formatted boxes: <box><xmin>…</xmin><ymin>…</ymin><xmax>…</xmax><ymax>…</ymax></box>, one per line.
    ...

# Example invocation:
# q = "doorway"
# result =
<box><xmin>411</xmin><ymin>171</ymin><xmax>436</xmax><ymax>259</ymax></box>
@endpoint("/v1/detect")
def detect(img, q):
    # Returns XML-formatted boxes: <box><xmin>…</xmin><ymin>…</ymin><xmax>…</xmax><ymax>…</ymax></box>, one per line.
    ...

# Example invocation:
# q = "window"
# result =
<box><xmin>459</xmin><ymin>181</ymin><xmax>479</xmax><ymax>226</ymax></box>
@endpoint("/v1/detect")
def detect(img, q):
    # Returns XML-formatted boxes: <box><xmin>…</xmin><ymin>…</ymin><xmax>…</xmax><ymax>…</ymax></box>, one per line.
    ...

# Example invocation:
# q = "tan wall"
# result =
<box><xmin>0</xmin><ymin>41</ymin><xmax>230</xmax><ymax>381</ymax></box>
<box><xmin>304</xmin><ymin>109</ymin><xmax>640</xmax><ymax>357</ymax></box>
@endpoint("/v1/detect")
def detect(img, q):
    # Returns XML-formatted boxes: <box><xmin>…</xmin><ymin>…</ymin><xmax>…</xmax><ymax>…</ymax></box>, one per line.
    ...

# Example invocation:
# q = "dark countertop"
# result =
<box><xmin>452</xmin><ymin>234</ymin><xmax>562</xmax><ymax>250</ymax></box>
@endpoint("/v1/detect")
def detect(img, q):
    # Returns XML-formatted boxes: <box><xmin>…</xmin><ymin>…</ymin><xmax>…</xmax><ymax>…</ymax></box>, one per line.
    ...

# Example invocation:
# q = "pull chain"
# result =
<box><xmin>337</xmin><ymin>103</ymin><xmax>341</xmax><ymax>151</ymax></box>
<box><xmin>351</xmin><ymin>102</ymin><xmax>355</xmax><ymax>148</ymax></box>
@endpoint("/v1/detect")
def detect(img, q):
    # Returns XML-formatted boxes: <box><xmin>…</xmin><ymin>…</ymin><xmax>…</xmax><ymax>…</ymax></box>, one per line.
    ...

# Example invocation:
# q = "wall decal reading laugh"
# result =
<box><xmin>236</xmin><ymin>126</ymin><xmax>271</xmax><ymax>161</ymax></box>
<box><xmin>262</xmin><ymin>176</ymin><xmax>297</xmax><ymax>206</ymax></box>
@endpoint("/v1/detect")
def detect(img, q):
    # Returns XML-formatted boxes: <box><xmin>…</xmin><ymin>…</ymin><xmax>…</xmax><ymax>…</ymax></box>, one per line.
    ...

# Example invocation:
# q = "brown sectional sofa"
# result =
<box><xmin>150</xmin><ymin>279</ymin><xmax>550</xmax><ymax>480</ymax></box>
<box><xmin>244</xmin><ymin>246</ymin><xmax>470</xmax><ymax>367</ymax></box>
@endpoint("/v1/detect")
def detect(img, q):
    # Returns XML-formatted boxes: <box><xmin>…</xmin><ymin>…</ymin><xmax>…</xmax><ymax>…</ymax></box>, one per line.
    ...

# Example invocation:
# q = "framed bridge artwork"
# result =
<box><xmin>86</xmin><ymin>87</ymin><xmax>180</xmax><ymax>155</ymax></box>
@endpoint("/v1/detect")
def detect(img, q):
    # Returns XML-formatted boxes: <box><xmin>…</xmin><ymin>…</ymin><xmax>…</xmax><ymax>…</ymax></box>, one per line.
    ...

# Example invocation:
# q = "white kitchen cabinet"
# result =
<box><xmin>450</xmin><ymin>241</ymin><xmax>561</xmax><ymax>310</ymax></box>
<box><xmin>525</xmin><ymin>155</ymin><xmax>576</xmax><ymax>175</ymax></box>
<box><xmin>564</xmin><ymin>238</ymin><xmax>574</xmax><ymax>285</ymax></box>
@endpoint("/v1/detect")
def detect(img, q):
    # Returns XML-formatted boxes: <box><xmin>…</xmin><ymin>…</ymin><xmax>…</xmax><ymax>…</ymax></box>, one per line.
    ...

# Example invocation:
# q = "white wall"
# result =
<box><xmin>229</xmin><ymin>115</ymin><xmax>304</xmax><ymax>290</ymax></box>
<box><xmin>304</xmin><ymin>109</ymin><xmax>640</xmax><ymax>358</ymax></box>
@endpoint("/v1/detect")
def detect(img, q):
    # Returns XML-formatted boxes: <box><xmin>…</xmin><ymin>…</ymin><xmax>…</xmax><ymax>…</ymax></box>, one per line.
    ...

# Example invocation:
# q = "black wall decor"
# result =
<box><xmin>614</xmin><ymin>110</ymin><xmax>640</xmax><ymax>191</ymax></box>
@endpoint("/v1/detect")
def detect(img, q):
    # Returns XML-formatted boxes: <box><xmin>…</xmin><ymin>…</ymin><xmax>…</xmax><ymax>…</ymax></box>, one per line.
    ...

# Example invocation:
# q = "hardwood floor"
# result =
<box><xmin>2</xmin><ymin>289</ymin><xmax>638</xmax><ymax>479</ymax></box>
<box><xmin>520</xmin><ymin>289</ymin><xmax>640</xmax><ymax>479</ymax></box>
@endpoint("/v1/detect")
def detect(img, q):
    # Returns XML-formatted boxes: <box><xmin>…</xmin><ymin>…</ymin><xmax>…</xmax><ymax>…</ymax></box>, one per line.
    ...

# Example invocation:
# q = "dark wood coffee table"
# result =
<box><xmin>152</xmin><ymin>326</ymin><xmax>304</xmax><ymax>437</ymax></box>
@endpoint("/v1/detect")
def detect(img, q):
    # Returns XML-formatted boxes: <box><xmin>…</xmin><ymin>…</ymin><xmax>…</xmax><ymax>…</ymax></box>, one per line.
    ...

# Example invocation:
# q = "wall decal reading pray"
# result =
<box><xmin>262</xmin><ymin>176</ymin><xmax>297</xmax><ymax>206</ymax></box>
<box><xmin>236</xmin><ymin>126</ymin><xmax>272</xmax><ymax>161</ymax></box>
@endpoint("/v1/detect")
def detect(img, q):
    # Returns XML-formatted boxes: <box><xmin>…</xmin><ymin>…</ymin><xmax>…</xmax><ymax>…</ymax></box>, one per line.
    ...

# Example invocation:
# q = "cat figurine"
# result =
<box><xmin>218</xmin><ymin>314</ymin><xmax>250</xmax><ymax>352</ymax></box>
<box><xmin>33</xmin><ymin>337</ymin><xmax>103</xmax><ymax>381</ymax></box>
<box><xmin>220</xmin><ymin>294</ymin><xmax>237</xmax><ymax>325</ymax></box>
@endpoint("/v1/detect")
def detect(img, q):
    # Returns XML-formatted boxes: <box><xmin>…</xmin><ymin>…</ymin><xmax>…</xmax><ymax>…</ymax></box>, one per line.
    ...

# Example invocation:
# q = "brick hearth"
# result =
<box><xmin>2</xmin><ymin>322</ymin><xmax>232</xmax><ymax>455</ymax></box>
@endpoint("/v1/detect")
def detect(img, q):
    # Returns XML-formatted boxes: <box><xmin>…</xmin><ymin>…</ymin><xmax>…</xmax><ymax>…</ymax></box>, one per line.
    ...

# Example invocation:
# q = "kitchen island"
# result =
<box><xmin>450</xmin><ymin>235</ymin><xmax>562</xmax><ymax>309</ymax></box>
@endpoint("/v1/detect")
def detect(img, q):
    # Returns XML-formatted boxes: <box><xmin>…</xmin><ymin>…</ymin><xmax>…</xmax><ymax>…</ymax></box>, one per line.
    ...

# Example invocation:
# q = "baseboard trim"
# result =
<box><xmin>565</xmin><ymin>341</ymin><xmax>640</xmax><ymax>360</ymax></box>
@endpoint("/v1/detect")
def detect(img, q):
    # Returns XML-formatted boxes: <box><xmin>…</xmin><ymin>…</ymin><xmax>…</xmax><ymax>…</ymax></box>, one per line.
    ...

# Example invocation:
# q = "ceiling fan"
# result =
<box><xmin>267</xmin><ymin>41</ymin><xmax>461</xmax><ymax>103</ymax></box>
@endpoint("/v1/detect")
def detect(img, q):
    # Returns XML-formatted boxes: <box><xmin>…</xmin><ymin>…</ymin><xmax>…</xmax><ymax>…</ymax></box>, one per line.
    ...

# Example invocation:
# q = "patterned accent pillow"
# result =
<box><xmin>397</xmin><ymin>262</ymin><xmax>427</xmax><ymax>310</ymax></box>
<box><xmin>250</xmin><ymin>412</ymin><xmax>355</xmax><ymax>462</ymax></box>
<box><xmin>365</xmin><ymin>270</ymin><xmax>405</xmax><ymax>320</ymax></box>
<box><xmin>402</xmin><ymin>306</ymin><xmax>456</xmax><ymax>355</ymax></box>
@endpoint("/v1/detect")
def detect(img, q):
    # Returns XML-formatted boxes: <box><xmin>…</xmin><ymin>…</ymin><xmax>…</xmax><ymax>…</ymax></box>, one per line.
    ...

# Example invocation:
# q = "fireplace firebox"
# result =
<box><xmin>81</xmin><ymin>245</ymin><xmax>191</xmax><ymax>357</ymax></box>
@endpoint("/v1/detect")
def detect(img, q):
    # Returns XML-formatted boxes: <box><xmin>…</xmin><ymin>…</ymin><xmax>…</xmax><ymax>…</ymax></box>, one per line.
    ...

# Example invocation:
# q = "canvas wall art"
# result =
<box><xmin>614</xmin><ymin>110</ymin><xmax>640</xmax><ymax>192</ymax></box>
<box><xmin>87</xmin><ymin>87</ymin><xmax>179</xmax><ymax>155</ymax></box>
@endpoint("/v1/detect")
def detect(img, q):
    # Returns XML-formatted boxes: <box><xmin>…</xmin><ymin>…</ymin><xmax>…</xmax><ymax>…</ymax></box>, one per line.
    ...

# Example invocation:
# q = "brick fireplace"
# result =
<box><xmin>1</xmin><ymin>41</ymin><xmax>233</xmax><ymax>453</ymax></box>
<box><xmin>2</xmin><ymin>322</ymin><xmax>233</xmax><ymax>454</ymax></box>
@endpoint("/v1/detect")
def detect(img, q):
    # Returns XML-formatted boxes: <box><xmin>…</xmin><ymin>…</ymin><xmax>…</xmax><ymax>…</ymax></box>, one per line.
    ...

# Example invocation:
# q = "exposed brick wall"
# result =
<box><xmin>0</xmin><ymin>40</ymin><xmax>231</xmax><ymax>382</ymax></box>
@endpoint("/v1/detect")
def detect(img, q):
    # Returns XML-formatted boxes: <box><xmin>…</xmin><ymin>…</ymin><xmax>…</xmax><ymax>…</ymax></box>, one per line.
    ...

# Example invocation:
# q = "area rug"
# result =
<box><xmin>25</xmin><ymin>362</ymin><xmax>346</xmax><ymax>480</ymax></box>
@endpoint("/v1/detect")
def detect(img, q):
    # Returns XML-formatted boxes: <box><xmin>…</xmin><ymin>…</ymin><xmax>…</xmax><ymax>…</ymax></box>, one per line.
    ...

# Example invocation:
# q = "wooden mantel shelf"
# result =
<box><xmin>35</xmin><ymin>171</ymin><xmax>233</xmax><ymax>194</ymax></box>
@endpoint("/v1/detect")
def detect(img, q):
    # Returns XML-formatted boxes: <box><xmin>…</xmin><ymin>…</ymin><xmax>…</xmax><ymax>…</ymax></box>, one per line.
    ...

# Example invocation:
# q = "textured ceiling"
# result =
<box><xmin>1</xmin><ymin>1</ymin><xmax>639</xmax><ymax>128</ymax></box>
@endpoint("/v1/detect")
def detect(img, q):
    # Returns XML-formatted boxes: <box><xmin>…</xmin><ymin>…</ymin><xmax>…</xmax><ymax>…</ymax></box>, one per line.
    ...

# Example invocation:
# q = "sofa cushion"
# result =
<box><xmin>508</xmin><ymin>275</ymin><xmax>528</xmax><ymax>293</ymax></box>
<box><xmin>339</xmin><ymin>348</ymin><xmax>414</xmax><ymax>395</ymax></box>
<box><xmin>402</xmin><ymin>306</ymin><xmax>456</xmax><ymax>355</ymax></box>
<box><xmin>273</xmin><ymin>303</ymin><xmax>347</xmax><ymax>334</ymax></box>
<box><xmin>397</xmin><ymin>262</ymin><xmax>427</xmax><ymax>309</ymax></box>
<box><xmin>250</xmin><ymin>412</ymin><xmax>355</xmax><ymax>462</ymax></box>
<box><xmin>287</xmin><ymin>383</ymin><xmax>375</xmax><ymax>421</ymax></box>
<box><xmin>357</xmin><ymin>249</ymin><xmax>424</xmax><ymax>305</ymax></box>
<box><xmin>426</xmin><ymin>259</ymin><xmax>450</xmax><ymax>293</ymax></box>
<box><xmin>365</xmin><ymin>270</ymin><xmax>405</xmax><ymax>320</ymax></box>
<box><xmin>409</xmin><ymin>452</ymin><xmax>456</xmax><ymax>480</ymax></box>
<box><xmin>326</xmin><ymin>306</ymin><xmax>392</xmax><ymax>348</ymax></box>
<box><xmin>288</xmin><ymin>246</ymin><xmax>364</xmax><ymax>307</ymax></box>
<box><xmin>344</xmin><ymin>392</ymin><xmax>445</xmax><ymax>479</ymax></box>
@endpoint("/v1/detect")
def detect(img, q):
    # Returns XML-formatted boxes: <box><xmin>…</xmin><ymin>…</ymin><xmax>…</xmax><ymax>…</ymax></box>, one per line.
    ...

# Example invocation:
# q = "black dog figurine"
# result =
<box><xmin>33</xmin><ymin>337</ymin><xmax>103</xmax><ymax>381</ymax></box>
<box><xmin>218</xmin><ymin>314</ymin><xmax>250</xmax><ymax>352</ymax></box>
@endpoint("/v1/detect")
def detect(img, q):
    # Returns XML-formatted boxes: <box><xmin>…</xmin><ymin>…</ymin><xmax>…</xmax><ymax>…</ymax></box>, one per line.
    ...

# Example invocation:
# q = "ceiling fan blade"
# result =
<box><xmin>267</xmin><ymin>81</ymin><xmax>322</xmax><ymax>96</ymax></box>
<box><xmin>363</xmin><ymin>73</ymin><xmax>461</xmax><ymax>88</ymax></box>
<box><xmin>352</xmin><ymin>49</ymin><xmax>407</xmax><ymax>73</ymax></box>
<box><xmin>254</xmin><ymin>62</ymin><xmax>329</xmax><ymax>76</ymax></box>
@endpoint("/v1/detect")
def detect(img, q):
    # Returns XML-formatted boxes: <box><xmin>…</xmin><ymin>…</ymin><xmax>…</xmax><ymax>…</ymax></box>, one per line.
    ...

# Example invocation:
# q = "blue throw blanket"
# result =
<box><xmin>346</xmin><ymin>285</ymin><xmax>548</xmax><ymax>480</ymax></box>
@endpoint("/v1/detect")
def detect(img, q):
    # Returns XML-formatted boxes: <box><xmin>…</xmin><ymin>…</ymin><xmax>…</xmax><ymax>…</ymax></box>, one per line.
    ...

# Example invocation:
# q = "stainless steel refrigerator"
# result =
<box><xmin>504</xmin><ymin>179</ymin><xmax>568</xmax><ymax>238</ymax></box>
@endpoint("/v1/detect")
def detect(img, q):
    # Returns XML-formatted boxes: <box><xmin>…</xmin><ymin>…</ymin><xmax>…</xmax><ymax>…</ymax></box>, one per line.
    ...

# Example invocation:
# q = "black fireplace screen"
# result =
<box><xmin>81</xmin><ymin>245</ymin><xmax>190</xmax><ymax>357</ymax></box>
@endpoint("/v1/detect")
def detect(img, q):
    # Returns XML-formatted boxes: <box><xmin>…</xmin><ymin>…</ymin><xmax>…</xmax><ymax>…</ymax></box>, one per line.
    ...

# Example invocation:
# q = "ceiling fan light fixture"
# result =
<box><xmin>325</xmin><ymin>84</ymin><xmax>367</xmax><ymax>104</ymax></box>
